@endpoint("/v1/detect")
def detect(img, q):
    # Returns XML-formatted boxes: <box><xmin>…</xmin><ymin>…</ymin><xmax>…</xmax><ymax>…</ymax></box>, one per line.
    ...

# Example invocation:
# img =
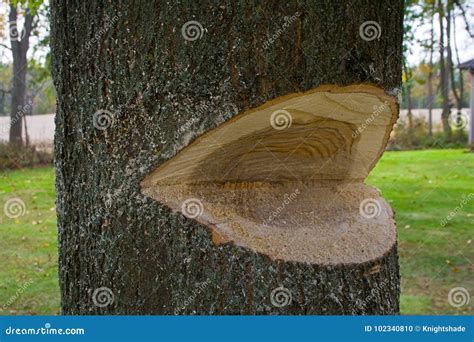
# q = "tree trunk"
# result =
<box><xmin>438</xmin><ymin>0</ymin><xmax>451</xmax><ymax>137</ymax></box>
<box><xmin>403</xmin><ymin>61</ymin><xmax>413</xmax><ymax>131</ymax></box>
<box><xmin>8</xmin><ymin>4</ymin><xmax>34</xmax><ymax>147</ymax></box>
<box><xmin>451</xmin><ymin>7</ymin><xmax>464</xmax><ymax>110</ymax></box>
<box><xmin>427</xmin><ymin>4</ymin><xmax>435</xmax><ymax>138</ymax></box>
<box><xmin>0</xmin><ymin>89</ymin><xmax>9</xmax><ymax>116</ymax></box>
<box><xmin>446</xmin><ymin>4</ymin><xmax>461</xmax><ymax>115</ymax></box>
<box><xmin>9</xmin><ymin>45</ymin><xmax>27</xmax><ymax>146</ymax></box>
<box><xmin>51</xmin><ymin>0</ymin><xmax>403</xmax><ymax>315</ymax></box>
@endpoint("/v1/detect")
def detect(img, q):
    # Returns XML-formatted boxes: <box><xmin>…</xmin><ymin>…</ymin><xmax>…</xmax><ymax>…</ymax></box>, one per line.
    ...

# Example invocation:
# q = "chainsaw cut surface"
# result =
<box><xmin>141</xmin><ymin>84</ymin><xmax>398</xmax><ymax>265</ymax></box>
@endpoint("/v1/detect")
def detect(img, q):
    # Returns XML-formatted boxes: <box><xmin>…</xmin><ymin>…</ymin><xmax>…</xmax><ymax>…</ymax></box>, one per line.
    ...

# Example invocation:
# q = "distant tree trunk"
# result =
<box><xmin>0</xmin><ymin>89</ymin><xmax>9</xmax><ymax>116</ymax></box>
<box><xmin>51</xmin><ymin>0</ymin><xmax>404</xmax><ymax>315</ymax></box>
<box><xmin>428</xmin><ymin>7</ymin><xmax>435</xmax><ymax>137</ymax></box>
<box><xmin>23</xmin><ymin>94</ymin><xmax>34</xmax><ymax>147</ymax></box>
<box><xmin>452</xmin><ymin>9</ymin><xmax>464</xmax><ymax>109</ymax></box>
<box><xmin>8</xmin><ymin>4</ymin><xmax>34</xmax><ymax>146</ymax></box>
<box><xmin>438</xmin><ymin>0</ymin><xmax>451</xmax><ymax>136</ymax></box>
<box><xmin>403</xmin><ymin>61</ymin><xmax>414</xmax><ymax>131</ymax></box>
<box><xmin>446</xmin><ymin>3</ymin><xmax>465</xmax><ymax>141</ymax></box>
<box><xmin>446</xmin><ymin>4</ymin><xmax>461</xmax><ymax>114</ymax></box>
<box><xmin>23</xmin><ymin>114</ymin><xmax>29</xmax><ymax>147</ymax></box>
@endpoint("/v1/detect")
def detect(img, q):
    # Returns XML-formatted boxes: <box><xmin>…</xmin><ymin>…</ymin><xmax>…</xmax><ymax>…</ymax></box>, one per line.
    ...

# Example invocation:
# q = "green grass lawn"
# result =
<box><xmin>367</xmin><ymin>149</ymin><xmax>473</xmax><ymax>315</ymax></box>
<box><xmin>0</xmin><ymin>149</ymin><xmax>472</xmax><ymax>315</ymax></box>
<box><xmin>0</xmin><ymin>167</ymin><xmax>59</xmax><ymax>315</ymax></box>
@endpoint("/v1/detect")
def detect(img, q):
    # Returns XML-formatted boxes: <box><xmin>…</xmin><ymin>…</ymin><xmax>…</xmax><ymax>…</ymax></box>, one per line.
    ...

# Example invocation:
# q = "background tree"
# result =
<box><xmin>438</xmin><ymin>0</ymin><xmax>452</xmax><ymax>137</ymax></box>
<box><xmin>427</xmin><ymin>2</ymin><xmax>435</xmax><ymax>137</ymax></box>
<box><xmin>401</xmin><ymin>0</ymin><xmax>472</xmax><ymax>144</ymax></box>
<box><xmin>402</xmin><ymin>0</ymin><xmax>421</xmax><ymax>139</ymax></box>
<box><xmin>4</xmin><ymin>0</ymin><xmax>44</xmax><ymax>146</ymax></box>
<box><xmin>7</xmin><ymin>1</ymin><xmax>34</xmax><ymax>145</ymax></box>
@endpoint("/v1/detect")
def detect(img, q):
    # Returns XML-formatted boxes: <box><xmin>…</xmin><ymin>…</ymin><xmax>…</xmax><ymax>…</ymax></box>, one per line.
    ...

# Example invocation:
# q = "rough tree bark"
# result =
<box><xmin>8</xmin><ymin>4</ymin><xmax>34</xmax><ymax>146</ymax></box>
<box><xmin>51</xmin><ymin>0</ymin><xmax>404</xmax><ymax>314</ymax></box>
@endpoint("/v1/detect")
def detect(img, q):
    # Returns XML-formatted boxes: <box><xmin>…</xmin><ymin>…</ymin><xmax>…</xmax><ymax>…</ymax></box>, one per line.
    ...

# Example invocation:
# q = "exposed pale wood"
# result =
<box><xmin>141</xmin><ymin>84</ymin><xmax>398</xmax><ymax>264</ymax></box>
<box><xmin>142</xmin><ymin>182</ymin><xmax>396</xmax><ymax>264</ymax></box>
<box><xmin>142</xmin><ymin>84</ymin><xmax>397</xmax><ymax>186</ymax></box>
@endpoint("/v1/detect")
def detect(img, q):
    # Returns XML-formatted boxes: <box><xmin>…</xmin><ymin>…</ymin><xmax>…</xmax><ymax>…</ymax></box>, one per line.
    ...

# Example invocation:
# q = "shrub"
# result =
<box><xmin>0</xmin><ymin>143</ymin><xmax>53</xmax><ymax>170</ymax></box>
<box><xmin>388</xmin><ymin>117</ymin><xmax>468</xmax><ymax>150</ymax></box>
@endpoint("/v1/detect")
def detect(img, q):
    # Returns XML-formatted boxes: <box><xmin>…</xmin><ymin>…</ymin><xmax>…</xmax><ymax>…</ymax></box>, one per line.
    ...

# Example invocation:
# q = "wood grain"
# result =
<box><xmin>142</xmin><ymin>84</ymin><xmax>397</xmax><ymax>187</ymax></box>
<box><xmin>141</xmin><ymin>84</ymin><xmax>398</xmax><ymax>264</ymax></box>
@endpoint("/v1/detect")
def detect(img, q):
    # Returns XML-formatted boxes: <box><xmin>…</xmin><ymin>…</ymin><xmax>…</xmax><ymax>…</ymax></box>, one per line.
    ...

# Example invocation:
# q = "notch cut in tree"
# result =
<box><xmin>141</xmin><ymin>85</ymin><xmax>397</xmax><ymax>265</ymax></box>
<box><xmin>51</xmin><ymin>0</ymin><xmax>404</xmax><ymax>315</ymax></box>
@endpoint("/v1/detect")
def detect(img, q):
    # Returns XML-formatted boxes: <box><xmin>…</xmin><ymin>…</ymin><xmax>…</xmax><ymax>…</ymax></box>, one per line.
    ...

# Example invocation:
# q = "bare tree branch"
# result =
<box><xmin>8</xmin><ymin>3</ymin><xmax>20</xmax><ymax>58</ymax></box>
<box><xmin>21</xmin><ymin>8</ymin><xmax>35</xmax><ymax>52</ymax></box>
<box><xmin>0</xmin><ymin>43</ymin><xmax>12</xmax><ymax>50</ymax></box>
<box><xmin>454</xmin><ymin>0</ymin><xmax>474</xmax><ymax>38</ymax></box>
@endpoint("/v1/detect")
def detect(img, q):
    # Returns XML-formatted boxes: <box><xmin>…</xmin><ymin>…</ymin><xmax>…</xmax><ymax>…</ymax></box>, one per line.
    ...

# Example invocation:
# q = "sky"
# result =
<box><xmin>0</xmin><ymin>2</ymin><xmax>49</xmax><ymax>64</ymax></box>
<box><xmin>408</xmin><ymin>3</ymin><xmax>474</xmax><ymax>66</ymax></box>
